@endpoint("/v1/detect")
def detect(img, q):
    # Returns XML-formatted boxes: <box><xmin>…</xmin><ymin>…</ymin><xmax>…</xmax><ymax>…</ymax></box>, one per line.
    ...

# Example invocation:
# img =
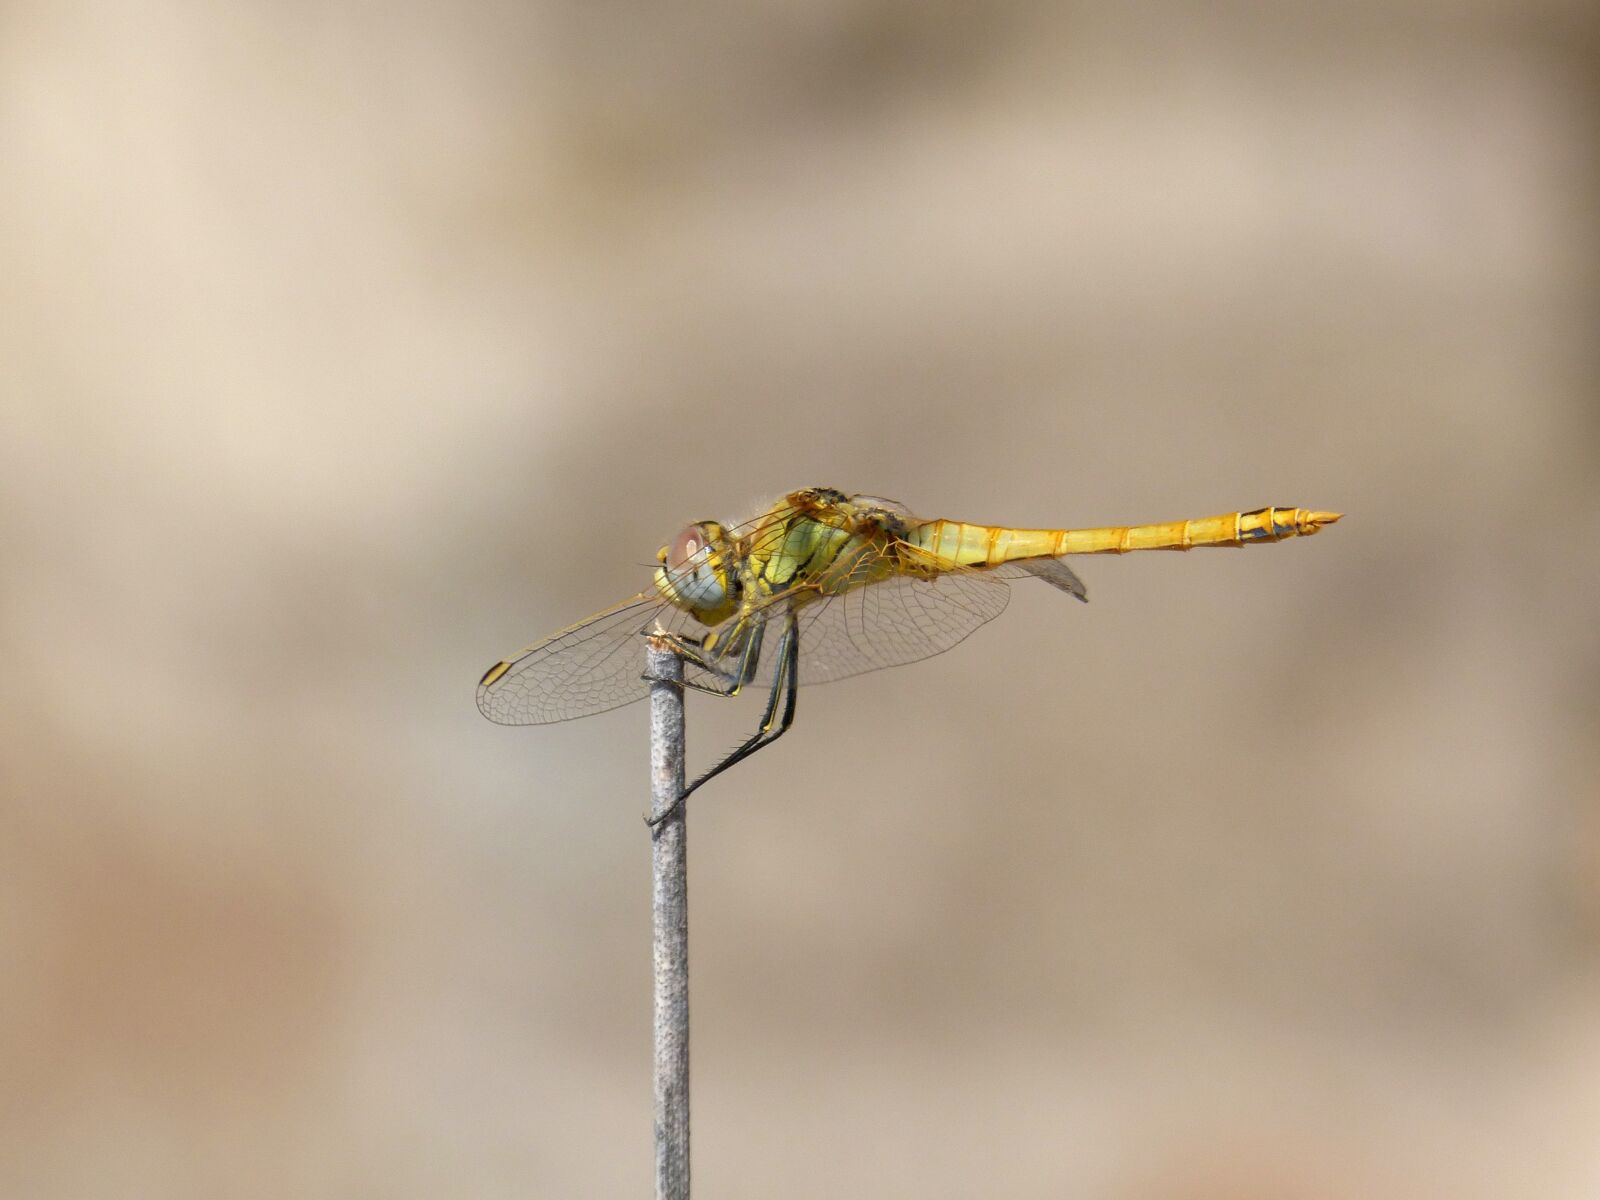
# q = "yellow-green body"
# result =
<box><xmin>669</xmin><ymin>487</ymin><xmax>1341</xmax><ymax>631</ymax></box>
<box><xmin>477</xmin><ymin>486</ymin><xmax>1342</xmax><ymax>728</ymax></box>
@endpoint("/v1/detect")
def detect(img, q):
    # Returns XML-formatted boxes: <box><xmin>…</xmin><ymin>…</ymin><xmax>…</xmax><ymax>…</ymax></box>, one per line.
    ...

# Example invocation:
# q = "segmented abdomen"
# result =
<box><xmin>910</xmin><ymin>507</ymin><xmax>1341</xmax><ymax>568</ymax></box>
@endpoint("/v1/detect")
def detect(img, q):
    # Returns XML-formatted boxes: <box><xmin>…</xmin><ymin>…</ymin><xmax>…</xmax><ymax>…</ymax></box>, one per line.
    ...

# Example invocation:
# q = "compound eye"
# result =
<box><xmin>666</xmin><ymin>525</ymin><xmax>709</xmax><ymax>572</ymax></box>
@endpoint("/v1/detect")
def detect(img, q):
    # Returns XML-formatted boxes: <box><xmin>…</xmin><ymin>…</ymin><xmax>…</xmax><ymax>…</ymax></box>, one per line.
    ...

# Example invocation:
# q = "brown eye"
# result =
<box><xmin>667</xmin><ymin>525</ymin><xmax>707</xmax><ymax>571</ymax></box>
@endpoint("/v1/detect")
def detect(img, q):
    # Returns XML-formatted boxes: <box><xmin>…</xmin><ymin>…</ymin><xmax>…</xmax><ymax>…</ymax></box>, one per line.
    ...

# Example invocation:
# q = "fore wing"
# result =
<box><xmin>475</xmin><ymin>499</ymin><xmax>809</xmax><ymax>726</ymax></box>
<box><xmin>477</xmin><ymin>593</ymin><xmax>723</xmax><ymax>725</ymax></box>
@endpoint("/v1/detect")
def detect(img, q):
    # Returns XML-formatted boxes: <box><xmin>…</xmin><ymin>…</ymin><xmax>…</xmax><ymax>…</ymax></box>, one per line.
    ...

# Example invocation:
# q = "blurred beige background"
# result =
<box><xmin>2</xmin><ymin>1</ymin><xmax>1597</xmax><ymax>1196</ymax></box>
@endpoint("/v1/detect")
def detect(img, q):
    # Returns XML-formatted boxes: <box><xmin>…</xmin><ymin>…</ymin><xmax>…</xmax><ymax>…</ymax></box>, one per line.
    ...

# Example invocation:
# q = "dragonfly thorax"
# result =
<box><xmin>654</xmin><ymin>521</ymin><xmax>740</xmax><ymax>625</ymax></box>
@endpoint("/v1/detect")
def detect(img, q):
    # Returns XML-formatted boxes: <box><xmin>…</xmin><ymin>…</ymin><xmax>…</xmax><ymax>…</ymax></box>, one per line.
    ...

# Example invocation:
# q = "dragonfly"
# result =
<box><xmin>478</xmin><ymin>487</ymin><xmax>1341</xmax><ymax>819</ymax></box>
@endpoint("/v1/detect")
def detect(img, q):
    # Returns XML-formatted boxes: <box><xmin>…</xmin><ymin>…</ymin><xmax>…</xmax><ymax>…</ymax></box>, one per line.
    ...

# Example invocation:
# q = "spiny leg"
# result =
<box><xmin>640</xmin><ymin>617</ymin><xmax>764</xmax><ymax>698</ymax></box>
<box><xmin>646</xmin><ymin>607</ymin><xmax>799</xmax><ymax>827</ymax></box>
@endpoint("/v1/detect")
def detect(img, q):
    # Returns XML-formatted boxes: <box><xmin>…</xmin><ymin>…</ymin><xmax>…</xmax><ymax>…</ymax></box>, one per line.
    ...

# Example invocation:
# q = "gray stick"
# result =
<box><xmin>647</xmin><ymin>636</ymin><xmax>689</xmax><ymax>1200</ymax></box>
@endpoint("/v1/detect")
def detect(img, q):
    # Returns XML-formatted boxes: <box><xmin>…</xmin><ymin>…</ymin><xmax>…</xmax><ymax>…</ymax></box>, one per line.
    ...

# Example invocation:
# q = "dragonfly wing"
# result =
<box><xmin>477</xmin><ymin>593</ymin><xmax>723</xmax><ymax>725</ymax></box>
<box><xmin>476</xmin><ymin>500</ymin><xmax>810</xmax><ymax>726</ymax></box>
<box><xmin>786</xmin><ymin>547</ymin><xmax>1014</xmax><ymax>687</ymax></box>
<box><xmin>992</xmin><ymin>557</ymin><xmax>1089</xmax><ymax>602</ymax></box>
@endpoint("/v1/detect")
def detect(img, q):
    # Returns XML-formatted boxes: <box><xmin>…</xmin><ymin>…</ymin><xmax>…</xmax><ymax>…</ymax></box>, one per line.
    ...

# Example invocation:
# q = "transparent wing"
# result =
<box><xmin>780</xmin><ymin>544</ymin><xmax>1091</xmax><ymax>688</ymax></box>
<box><xmin>477</xmin><ymin>593</ymin><xmax>734</xmax><ymax>725</ymax></box>
<box><xmin>786</xmin><ymin>544</ymin><xmax>1013</xmax><ymax>687</ymax></box>
<box><xmin>992</xmin><ymin>556</ymin><xmax>1089</xmax><ymax>601</ymax></box>
<box><xmin>476</xmin><ymin>502</ymin><xmax>805</xmax><ymax>726</ymax></box>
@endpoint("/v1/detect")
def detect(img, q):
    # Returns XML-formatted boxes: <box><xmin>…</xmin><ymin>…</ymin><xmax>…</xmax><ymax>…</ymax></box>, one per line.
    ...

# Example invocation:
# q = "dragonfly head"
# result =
<box><xmin>654</xmin><ymin>521</ymin><xmax>740</xmax><ymax>625</ymax></box>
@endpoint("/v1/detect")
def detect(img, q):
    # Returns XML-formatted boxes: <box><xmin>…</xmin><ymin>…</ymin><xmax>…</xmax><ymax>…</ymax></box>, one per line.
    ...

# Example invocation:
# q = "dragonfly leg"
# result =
<box><xmin>640</xmin><ymin>620</ymin><xmax>763</xmax><ymax>698</ymax></box>
<box><xmin>646</xmin><ymin>607</ymin><xmax>799</xmax><ymax>827</ymax></box>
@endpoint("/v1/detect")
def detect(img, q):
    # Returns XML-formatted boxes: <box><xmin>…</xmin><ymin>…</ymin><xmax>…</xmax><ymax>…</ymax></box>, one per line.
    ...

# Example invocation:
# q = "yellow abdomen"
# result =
<box><xmin>910</xmin><ymin>507</ymin><xmax>1342</xmax><ymax>569</ymax></box>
